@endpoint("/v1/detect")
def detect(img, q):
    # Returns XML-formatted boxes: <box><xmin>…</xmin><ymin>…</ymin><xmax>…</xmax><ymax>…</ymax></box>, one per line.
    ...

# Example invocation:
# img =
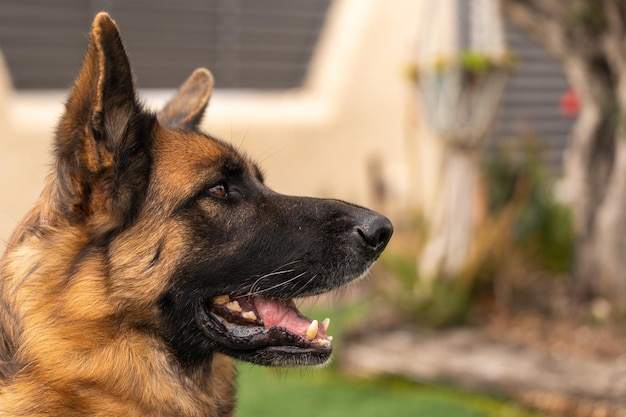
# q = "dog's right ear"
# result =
<box><xmin>53</xmin><ymin>13</ymin><xmax>151</xmax><ymax>230</ymax></box>
<box><xmin>157</xmin><ymin>68</ymin><xmax>214</xmax><ymax>130</ymax></box>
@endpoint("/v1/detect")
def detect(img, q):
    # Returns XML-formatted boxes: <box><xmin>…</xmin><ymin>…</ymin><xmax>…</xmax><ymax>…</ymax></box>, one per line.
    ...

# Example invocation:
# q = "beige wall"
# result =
<box><xmin>0</xmin><ymin>0</ymin><xmax>446</xmax><ymax>248</ymax></box>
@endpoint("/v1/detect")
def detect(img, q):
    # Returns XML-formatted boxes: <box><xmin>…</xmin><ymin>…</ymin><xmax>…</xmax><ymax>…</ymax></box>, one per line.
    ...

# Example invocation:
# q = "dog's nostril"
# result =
<box><xmin>357</xmin><ymin>215</ymin><xmax>393</xmax><ymax>252</ymax></box>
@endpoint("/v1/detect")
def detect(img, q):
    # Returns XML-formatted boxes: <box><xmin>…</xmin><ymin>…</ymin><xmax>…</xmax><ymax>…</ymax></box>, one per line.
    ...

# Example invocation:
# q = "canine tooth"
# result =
<box><xmin>305</xmin><ymin>320</ymin><xmax>318</xmax><ymax>340</ymax></box>
<box><xmin>226</xmin><ymin>301</ymin><xmax>242</xmax><ymax>312</ymax></box>
<box><xmin>322</xmin><ymin>318</ymin><xmax>331</xmax><ymax>331</ymax></box>
<box><xmin>213</xmin><ymin>295</ymin><xmax>230</xmax><ymax>305</ymax></box>
<box><xmin>242</xmin><ymin>311</ymin><xmax>257</xmax><ymax>321</ymax></box>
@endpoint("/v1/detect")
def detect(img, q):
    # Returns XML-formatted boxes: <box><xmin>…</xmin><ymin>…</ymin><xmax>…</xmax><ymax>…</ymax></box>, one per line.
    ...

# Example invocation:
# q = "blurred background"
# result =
<box><xmin>1</xmin><ymin>1</ymin><xmax>624</xmax><ymax>416</ymax></box>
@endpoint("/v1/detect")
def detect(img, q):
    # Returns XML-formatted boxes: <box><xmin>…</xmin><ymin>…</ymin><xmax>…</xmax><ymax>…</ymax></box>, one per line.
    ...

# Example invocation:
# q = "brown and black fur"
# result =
<box><xmin>0</xmin><ymin>13</ymin><xmax>391</xmax><ymax>416</ymax></box>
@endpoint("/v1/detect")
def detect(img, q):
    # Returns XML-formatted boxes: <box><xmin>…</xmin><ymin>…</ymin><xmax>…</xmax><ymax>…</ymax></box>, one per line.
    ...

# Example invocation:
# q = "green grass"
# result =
<box><xmin>235</xmin><ymin>299</ymin><xmax>543</xmax><ymax>417</ymax></box>
<box><xmin>236</xmin><ymin>364</ymin><xmax>542</xmax><ymax>417</ymax></box>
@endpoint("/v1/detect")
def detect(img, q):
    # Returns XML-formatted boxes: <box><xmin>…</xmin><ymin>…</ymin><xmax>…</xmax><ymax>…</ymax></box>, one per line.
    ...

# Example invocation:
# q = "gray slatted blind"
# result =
<box><xmin>489</xmin><ymin>22</ymin><xmax>574</xmax><ymax>175</ymax></box>
<box><xmin>0</xmin><ymin>0</ymin><xmax>329</xmax><ymax>90</ymax></box>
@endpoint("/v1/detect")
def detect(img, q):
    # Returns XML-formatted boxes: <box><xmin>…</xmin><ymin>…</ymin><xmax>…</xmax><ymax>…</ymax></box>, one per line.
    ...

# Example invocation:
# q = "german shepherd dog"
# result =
<box><xmin>0</xmin><ymin>13</ymin><xmax>392</xmax><ymax>416</ymax></box>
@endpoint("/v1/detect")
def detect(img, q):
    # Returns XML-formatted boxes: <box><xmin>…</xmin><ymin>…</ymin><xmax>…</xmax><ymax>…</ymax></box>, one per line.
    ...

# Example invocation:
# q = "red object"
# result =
<box><xmin>560</xmin><ymin>89</ymin><xmax>580</xmax><ymax>118</ymax></box>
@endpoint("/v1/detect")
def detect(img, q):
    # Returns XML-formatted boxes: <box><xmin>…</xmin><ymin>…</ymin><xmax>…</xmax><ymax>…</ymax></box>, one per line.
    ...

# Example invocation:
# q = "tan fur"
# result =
<box><xmin>0</xmin><ymin>13</ymin><xmax>237</xmax><ymax>416</ymax></box>
<box><xmin>0</xmin><ymin>136</ymin><xmax>238</xmax><ymax>417</ymax></box>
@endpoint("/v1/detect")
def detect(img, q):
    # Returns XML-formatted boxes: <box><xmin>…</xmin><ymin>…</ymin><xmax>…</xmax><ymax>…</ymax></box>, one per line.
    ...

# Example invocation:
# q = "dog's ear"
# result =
<box><xmin>54</xmin><ymin>13</ymin><xmax>152</xmax><ymax>230</ymax></box>
<box><xmin>157</xmin><ymin>68</ymin><xmax>214</xmax><ymax>130</ymax></box>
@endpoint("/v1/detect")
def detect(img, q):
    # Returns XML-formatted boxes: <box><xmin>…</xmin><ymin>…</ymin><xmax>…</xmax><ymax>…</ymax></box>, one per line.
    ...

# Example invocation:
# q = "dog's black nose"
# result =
<box><xmin>356</xmin><ymin>213</ymin><xmax>393</xmax><ymax>254</ymax></box>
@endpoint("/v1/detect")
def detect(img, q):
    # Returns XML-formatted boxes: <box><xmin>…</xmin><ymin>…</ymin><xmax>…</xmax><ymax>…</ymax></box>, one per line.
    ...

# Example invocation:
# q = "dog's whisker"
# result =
<box><xmin>247</xmin><ymin>260</ymin><xmax>303</xmax><ymax>294</ymax></box>
<box><xmin>291</xmin><ymin>274</ymin><xmax>318</xmax><ymax>298</ymax></box>
<box><xmin>248</xmin><ymin>268</ymin><xmax>298</xmax><ymax>294</ymax></box>
<box><xmin>245</xmin><ymin>271</ymin><xmax>308</xmax><ymax>297</ymax></box>
<box><xmin>272</xmin><ymin>260</ymin><xmax>302</xmax><ymax>270</ymax></box>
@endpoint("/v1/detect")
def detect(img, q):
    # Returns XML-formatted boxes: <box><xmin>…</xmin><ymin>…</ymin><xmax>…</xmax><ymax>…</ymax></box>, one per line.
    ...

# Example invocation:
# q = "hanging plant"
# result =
<box><xmin>410</xmin><ymin>50</ymin><xmax>512</xmax><ymax>149</ymax></box>
<box><xmin>407</xmin><ymin>50</ymin><xmax>515</xmax><ymax>82</ymax></box>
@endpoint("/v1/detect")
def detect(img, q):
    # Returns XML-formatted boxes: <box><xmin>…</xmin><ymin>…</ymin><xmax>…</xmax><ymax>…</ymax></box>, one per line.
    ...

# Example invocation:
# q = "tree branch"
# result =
<box><xmin>500</xmin><ymin>0</ymin><xmax>601</xmax><ymax>61</ymax></box>
<box><xmin>601</xmin><ymin>0</ymin><xmax>626</xmax><ymax>77</ymax></box>
<box><xmin>500</xmin><ymin>0</ymin><xmax>572</xmax><ymax>59</ymax></box>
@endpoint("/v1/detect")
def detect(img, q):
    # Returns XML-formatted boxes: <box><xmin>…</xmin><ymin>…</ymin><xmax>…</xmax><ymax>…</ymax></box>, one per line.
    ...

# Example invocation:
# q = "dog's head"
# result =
<box><xmin>49</xmin><ymin>13</ymin><xmax>391</xmax><ymax>368</ymax></box>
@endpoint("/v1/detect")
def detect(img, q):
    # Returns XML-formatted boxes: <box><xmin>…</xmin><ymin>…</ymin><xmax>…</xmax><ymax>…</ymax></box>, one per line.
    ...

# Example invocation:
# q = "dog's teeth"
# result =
<box><xmin>213</xmin><ymin>295</ymin><xmax>230</xmax><ymax>305</ymax></box>
<box><xmin>305</xmin><ymin>320</ymin><xmax>318</xmax><ymax>340</ymax></box>
<box><xmin>226</xmin><ymin>301</ymin><xmax>242</xmax><ymax>312</ymax></box>
<box><xmin>242</xmin><ymin>311</ymin><xmax>257</xmax><ymax>321</ymax></box>
<box><xmin>322</xmin><ymin>318</ymin><xmax>330</xmax><ymax>331</ymax></box>
<box><xmin>315</xmin><ymin>339</ymin><xmax>331</xmax><ymax>347</ymax></box>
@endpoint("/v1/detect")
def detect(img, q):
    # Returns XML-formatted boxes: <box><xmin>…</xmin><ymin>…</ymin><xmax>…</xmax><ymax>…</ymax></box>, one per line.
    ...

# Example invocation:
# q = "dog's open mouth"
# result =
<box><xmin>196</xmin><ymin>294</ymin><xmax>333</xmax><ymax>365</ymax></box>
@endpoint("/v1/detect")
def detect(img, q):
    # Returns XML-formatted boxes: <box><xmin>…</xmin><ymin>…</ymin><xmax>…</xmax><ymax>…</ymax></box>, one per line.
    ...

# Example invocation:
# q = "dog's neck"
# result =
<box><xmin>0</xmin><ymin>227</ymin><xmax>236</xmax><ymax>417</ymax></box>
<box><xmin>0</xmin><ymin>321</ymin><xmax>236</xmax><ymax>416</ymax></box>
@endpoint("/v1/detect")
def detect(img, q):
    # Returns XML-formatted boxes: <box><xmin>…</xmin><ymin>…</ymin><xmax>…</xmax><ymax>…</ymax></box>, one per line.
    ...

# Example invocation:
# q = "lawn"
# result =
<box><xmin>236</xmin><ymin>364</ymin><xmax>543</xmax><ymax>417</ymax></box>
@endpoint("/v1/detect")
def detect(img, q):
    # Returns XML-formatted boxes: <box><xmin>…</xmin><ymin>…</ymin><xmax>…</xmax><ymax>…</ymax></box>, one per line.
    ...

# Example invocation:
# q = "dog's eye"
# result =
<box><xmin>208</xmin><ymin>184</ymin><xmax>228</xmax><ymax>198</ymax></box>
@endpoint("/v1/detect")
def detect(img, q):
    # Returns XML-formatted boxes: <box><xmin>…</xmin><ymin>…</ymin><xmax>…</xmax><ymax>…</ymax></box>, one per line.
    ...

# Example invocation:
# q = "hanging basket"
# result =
<box><xmin>413</xmin><ymin>52</ymin><xmax>511</xmax><ymax>149</ymax></box>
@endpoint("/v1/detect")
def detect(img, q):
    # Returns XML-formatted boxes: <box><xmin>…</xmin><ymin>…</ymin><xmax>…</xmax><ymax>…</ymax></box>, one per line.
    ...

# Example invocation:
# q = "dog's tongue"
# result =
<box><xmin>253</xmin><ymin>297</ymin><xmax>329</xmax><ymax>340</ymax></box>
<box><xmin>211</xmin><ymin>295</ymin><xmax>331</xmax><ymax>343</ymax></box>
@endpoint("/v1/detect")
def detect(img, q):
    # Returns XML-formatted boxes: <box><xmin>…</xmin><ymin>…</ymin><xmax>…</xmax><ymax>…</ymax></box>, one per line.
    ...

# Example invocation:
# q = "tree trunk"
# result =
<box><xmin>501</xmin><ymin>1</ymin><xmax>626</xmax><ymax>302</ymax></box>
<box><xmin>561</xmin><ymin>56</ymin><xmax>618</xmax><ymax>299</ymax></box>
<box><xmin>595</xmin><ymin>134</ymin><xmax>626</xmax><ymax>299</ymax></box>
